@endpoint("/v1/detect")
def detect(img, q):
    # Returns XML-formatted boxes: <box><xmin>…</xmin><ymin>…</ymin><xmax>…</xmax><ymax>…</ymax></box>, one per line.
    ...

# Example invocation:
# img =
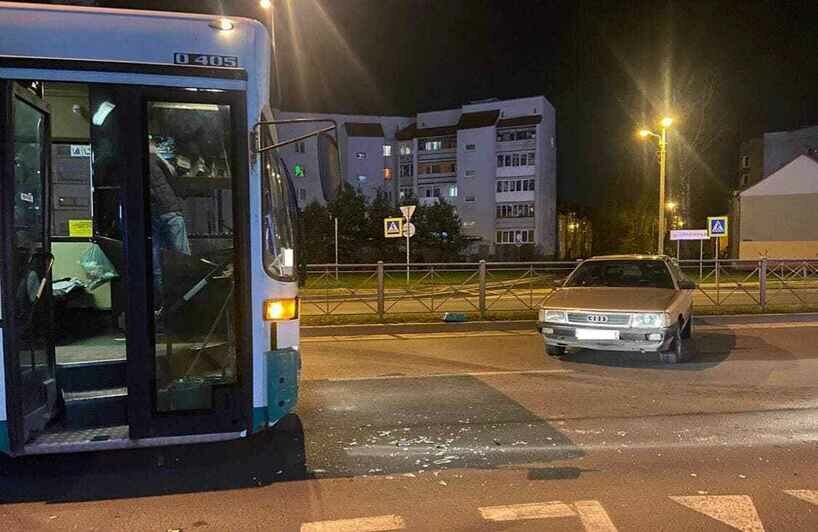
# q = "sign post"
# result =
<box><xmin>400</xmin><ymin>205</ymin><xmax>416</xmax><ymax>283</ymax></box>
<box><xmin>707</xmin><ymin>216</ymin><xmax>729</xmax><ymax>296</ymax></box>
<box><xmin>670</xmin><ymin>229</ymin><xmax>710</xmax><ymax>274</ymax></box>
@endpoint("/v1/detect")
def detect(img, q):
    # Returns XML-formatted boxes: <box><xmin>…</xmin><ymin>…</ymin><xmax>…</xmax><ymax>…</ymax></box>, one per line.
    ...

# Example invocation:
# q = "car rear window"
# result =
<box><xmin>565</xmin><ymin>260</ymin><xmax>675</xmax><ymax>289</ymax></box>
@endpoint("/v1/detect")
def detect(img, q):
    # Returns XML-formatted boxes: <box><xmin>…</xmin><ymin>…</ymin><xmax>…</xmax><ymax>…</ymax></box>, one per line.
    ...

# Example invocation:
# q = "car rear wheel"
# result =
<box><xmin>546</xmin><ymin>344</ymin><xmax>566</xmax><ymax>357</ymax></box>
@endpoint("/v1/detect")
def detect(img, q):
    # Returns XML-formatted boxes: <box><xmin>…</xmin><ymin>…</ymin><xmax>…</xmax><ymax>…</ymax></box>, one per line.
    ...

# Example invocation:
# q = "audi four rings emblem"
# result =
<box><xmin>587</xmin><ymin>315</ymin><xmax>608</xmax><ymax>323</ymax></box>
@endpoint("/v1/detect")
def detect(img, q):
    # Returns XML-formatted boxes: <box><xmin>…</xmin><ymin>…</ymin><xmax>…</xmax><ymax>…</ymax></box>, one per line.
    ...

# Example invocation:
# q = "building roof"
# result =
<box><xmin>497</xmin><ymin>114</ymin><xmax>543</xmax><ymax>128</ymax></box>
<box><xmin>457</xmin><ymin>109</ymin><xmax>499</xmax><ymax>130</ymax></box>
<box><xmin>415</xmin><ymin>124</ymin><xmax>458</xmax><ymax>138</ymax></box>
<box><xmin>344</xmin><ymin>122</ymin><xmax>384</xmax><ymax>137</ymax></box>
<box><xmin>395</xmin><ymin>122</ymin><xmax>416</xmax><ymax>141</ymax></box>
<box><xmin>740</xmin><ymin>154</ymin><xmax>818</xmax><ymax>197</ymax></box>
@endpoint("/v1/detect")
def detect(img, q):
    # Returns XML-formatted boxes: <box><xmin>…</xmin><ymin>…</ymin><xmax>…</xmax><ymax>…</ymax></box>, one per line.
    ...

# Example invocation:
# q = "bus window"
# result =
<box><xmin>146</xmin><ymin>101</ymin><xmax>237</xmax><ymax>412</ymax></box>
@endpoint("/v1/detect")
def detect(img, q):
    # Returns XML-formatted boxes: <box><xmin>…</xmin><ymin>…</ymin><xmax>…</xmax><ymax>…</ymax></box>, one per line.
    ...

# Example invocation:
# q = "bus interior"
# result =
<box><xmin>7</xmin><ymin>79</ymin><xmax>244</xmax><ymax>448</ymax></box>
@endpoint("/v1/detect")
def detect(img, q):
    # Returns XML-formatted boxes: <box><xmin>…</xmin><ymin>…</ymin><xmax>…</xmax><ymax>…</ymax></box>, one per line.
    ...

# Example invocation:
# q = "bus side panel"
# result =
<box><xmin>0</xmin><ymin>328</ymin><xmax>8</xmax><ymax>453</ymax></box>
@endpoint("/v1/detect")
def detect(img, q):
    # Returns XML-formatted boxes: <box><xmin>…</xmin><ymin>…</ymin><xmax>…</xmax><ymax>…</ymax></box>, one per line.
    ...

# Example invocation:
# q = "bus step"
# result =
<box><xmin>63</xmin><ymin>387</ymin><xmax>128</xmax><ymax>429</ymax></box>
<box><xmin>57</xmin><ymin>359</ymin><xmax>127</xmax><ymax>393</ymax></box>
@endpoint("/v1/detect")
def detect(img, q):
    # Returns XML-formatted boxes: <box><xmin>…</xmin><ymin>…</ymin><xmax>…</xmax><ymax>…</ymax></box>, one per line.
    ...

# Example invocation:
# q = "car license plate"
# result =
<box><xmin>575</xmin><ymin>328</ymin><xmax>619</xmax><ymax>340</ymax></box>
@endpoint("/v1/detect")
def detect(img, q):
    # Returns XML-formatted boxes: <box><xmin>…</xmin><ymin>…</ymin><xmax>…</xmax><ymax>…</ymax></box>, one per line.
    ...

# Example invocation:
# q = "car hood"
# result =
<box><xmin>543</xmin><ymin>287</ymin><xmax>679</xmax><ymax>313</ymax></box>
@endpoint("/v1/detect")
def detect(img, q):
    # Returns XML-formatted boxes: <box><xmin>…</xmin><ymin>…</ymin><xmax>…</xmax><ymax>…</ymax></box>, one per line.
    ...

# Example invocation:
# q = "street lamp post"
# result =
<box><xmin>638</xmin><ymin>117</ymin><xmax>673</xmax><ymax>255</ymax></box>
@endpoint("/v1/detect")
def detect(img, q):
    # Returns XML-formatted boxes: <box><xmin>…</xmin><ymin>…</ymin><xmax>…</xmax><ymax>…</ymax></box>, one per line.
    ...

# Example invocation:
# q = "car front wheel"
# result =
<box><xmin>661</xmin><ymin>323</ymin><xmax>690</xmax><ymax>364</ymax></box>
<box><xmin>546</xmin><ymin>343</ymin><xmax>566</xmax><ymax>357</ymax></box>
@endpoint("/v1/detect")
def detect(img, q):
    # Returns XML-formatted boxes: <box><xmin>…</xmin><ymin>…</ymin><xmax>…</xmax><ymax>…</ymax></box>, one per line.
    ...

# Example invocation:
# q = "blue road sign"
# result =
<box><xmin>707</xmin><ymin>216</ymin><xmax>728</xmax><ymax>238</ymax></box>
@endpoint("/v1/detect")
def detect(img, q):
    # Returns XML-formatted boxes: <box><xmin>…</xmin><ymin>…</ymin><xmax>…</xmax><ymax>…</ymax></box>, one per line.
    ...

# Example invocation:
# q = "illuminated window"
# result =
<box><xmin>384</xmin><ymin>168</ymin><xmax>392</xmax><ymax>180</ymax></box>
<box><xmin>383</xmin><ymin>145</ymin><xmax>392</xmax><ymax>157</ymax></box>
<box><xmin>293</xmin><ymin>164</ymin><xmax>305</xmax><ymax>177</ymax></box>
<box><xmin>448</xmin><ymin>184</ymin><xmax>458</xmax><ymax>197</ymax></box>
<box><xmin>399</xmin><ymin>145</ymin><xmax>412</xmax><ymax>156</ymax></box>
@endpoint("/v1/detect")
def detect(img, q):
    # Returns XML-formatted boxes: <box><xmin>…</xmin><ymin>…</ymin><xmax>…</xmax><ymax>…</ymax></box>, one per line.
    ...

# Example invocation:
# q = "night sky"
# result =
<box><xmin>31</xmin><ymin>1</ymin><xmax>818</xmax><ymax>226</ymax></box>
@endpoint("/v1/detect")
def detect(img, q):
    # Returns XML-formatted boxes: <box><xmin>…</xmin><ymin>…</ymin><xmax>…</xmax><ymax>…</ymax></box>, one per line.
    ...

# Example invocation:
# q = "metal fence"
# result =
<box><xmin>301</xmin><ymin>259</ymin><xmax>818</xmax><ymax>320</ymax></box>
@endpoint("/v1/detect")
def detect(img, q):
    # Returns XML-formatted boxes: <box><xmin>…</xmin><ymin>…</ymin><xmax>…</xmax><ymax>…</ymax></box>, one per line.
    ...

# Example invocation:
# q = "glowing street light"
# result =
<box><xmin>637</xmin><ymin>116</ymin><xmax>674</xmax><ymax>255</ymax></box>
<box><xmin>259</xmin><ymin>0</ymin><xmax>272</xmax><ymax>8</ymax></box>
<box><xmin>665</xmin><ymin>201</ymin><xmax>677</xmax><ymax>211</ymax></box>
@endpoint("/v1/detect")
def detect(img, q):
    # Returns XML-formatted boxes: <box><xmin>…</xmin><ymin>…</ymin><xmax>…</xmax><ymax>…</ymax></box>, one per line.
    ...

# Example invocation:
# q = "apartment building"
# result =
<box><xmin>277</xmin><ymin>95</ymin><xmax>556</xmax><ymax>256</ymax></box>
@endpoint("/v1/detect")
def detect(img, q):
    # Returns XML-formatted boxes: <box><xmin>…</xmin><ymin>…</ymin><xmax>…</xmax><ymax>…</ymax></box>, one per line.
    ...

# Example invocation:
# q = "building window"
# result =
<box><xmin>496</xmin><ymin>203</ymin><xmax>535</xmax><ymax>218</ymax></box>
<box><xmin>293</xmin><ymin>163</ymin><xmax>305</xmax><ymax>177</ymax></box>
<box><xmin>741</xmin><ymin>173</ymin><xmax>749</xmax><ymax>187</ymax></box>
<box><xmin>448</xmin><ymin>184</ymin><xmax>458</xmax><ymax>197</ymax></box>
<box><xmin>355</xmin><ymin>152</ymin><xmax>367</xmax><ymax>159</ymax></box>
<box><xmin>465</xmin><ymin>143</ymin><xmax>476</xmax><ymax>151</ymax></box>
<box><xmin>298</xmin><ymin>188</ymin><xmax>307</xmax><ymax>202</ymax></box>
<box><xmin>399</xmin><ymin>144</ymin><xmax>412</xmax><ymax>156</ymax></box>
<box><xmin>383</xmin><ymin>145</ymin><xmax>392</xmax><ymax>157</ymax></box>
<box><xmin>496</xmin><ymin>228</ymin><xmax>535</xmax><ymax>244</ymax></box>
<box><xmin>357</xmin><ymin>175</ymin><xmax>367</xmax><ymax>183</ymax></box>
<box><xmin>418</xmin><ymin>135</ymin><xmax>456</xmax><ymax>152</ymax></box>
<box><xmin>465</xmin><ymin>195</ymin><xmax>476</xmax><ymax>202</ymax></box>
<box><xmin>496</xmin><ymin>178</ymin><xmax>536</xmax><ymax>192</ymax></box>
<box><xmin>496</xmin><ymin>128</ymin><xmax>536</xmax><ymax>142</ymax></box>
<box><xmin>418</xmin><ymin>161</ymin><xmax>456</xmax><ymax>175</ymax></box>
<box><xmin>741</xmin><ymin>155</ymin><xmax>749</xmax><ymax>169</ymax></box>
<box><xmin>497</xmin><ymin>151</ymin><xmax>536</xmax><ymax>167</ymax></box>
<box><xmin>384</xmin><ymin>168</ymin><xmax>392</xmax><ymax>180</ymax></box>
<box><xmin>400</xmin><ymin>163</ymin><xmax>413</xmax><ymax>177</ymax></box>
<box><xmin>400</xmin><ymin>186</ymin><xmax>413</xmax><ymax>200</ymax></box>
<box><xmin>465</xmin><ymin>169</ymin><xmax>475</xmax><ymax>177</ymax></box>
<box><xmin>295</xmin><ymin>141</ymin><xmax>305</xmax><ymax>153</ymax></box>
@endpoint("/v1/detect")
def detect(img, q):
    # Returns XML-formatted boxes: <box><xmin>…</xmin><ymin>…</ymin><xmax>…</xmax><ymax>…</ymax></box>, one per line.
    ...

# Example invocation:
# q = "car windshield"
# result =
<box><xmin>565</xmin><ymin>260</ymin><xmax>674</xmax><ymax>289</ymax></box>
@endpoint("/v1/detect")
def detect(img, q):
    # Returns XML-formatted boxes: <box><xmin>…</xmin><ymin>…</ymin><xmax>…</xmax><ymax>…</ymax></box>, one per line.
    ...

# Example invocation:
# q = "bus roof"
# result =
<box><xmin>0</xmin><ymin>2</ymin><xmax>269</xmax><ymax>77</ymax></box>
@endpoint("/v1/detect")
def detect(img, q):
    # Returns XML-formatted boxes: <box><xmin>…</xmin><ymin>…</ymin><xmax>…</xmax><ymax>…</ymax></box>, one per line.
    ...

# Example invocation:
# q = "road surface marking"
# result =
<box><xmin>324</xmin><ymin>368</ymin><xmax>573</xmax><ymax>382</ymax></box>
<box><xmin>479</xmin><ymin>501</ymin><xmax>576</xmax><ymax>521</ymax></box>
<box><xmin>670</xmin><ymin>495</ymin><xmax>764</xmax><ymax>532</ymax></box>
<box><xmin>300</xmin><ymin>514</ymin><xmax>405</xmax><ymax>532</ymax></box>
<box><xmin>784</xmin><ymin>489</ymin><xmax>818</xmax><ymax>506</ymax></box>
<box><xmin>698</xmin><ymin>322</ymin><xmax>818</xmax><ymax>331</ymax></box>
<box><xmin>302</xmin><ymin>330</ymin><xmax>536</xmax><ymax>343</ymax></box>
<box><xmin>574</xmin><ymin>500</ymin><xmax>619</xmax><ymax>531</ymax></box>
<box><xmin>479</xmin><ymin>500</ymin><xmax>618</xmax><ymax>531</ymax></box>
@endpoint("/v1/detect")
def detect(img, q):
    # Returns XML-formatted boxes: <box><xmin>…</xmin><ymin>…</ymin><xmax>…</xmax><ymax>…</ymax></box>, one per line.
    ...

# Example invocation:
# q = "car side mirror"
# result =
<box><xmin>317</xmin><ymin>133</ymin><xmax>342</xmax><ymax>203</ymax></box>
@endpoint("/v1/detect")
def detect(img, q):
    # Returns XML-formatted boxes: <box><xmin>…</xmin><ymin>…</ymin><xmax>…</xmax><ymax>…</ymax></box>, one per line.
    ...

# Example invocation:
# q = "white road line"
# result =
<box><xmin>324</xmin><ymin>368</ymin><xmax>573</xmax><ymax>382</ymax></box>
<box><xmin>574</xmin><ymin>500</ymin><xmax>619</xmax><ymax>532</ymax></box>
<box><xmin>698</xmin><ymin>322</ymin><xmax>818</xmax><ymax>331</ymax></box>
<box><xmin>300</xmin><ymin>514</ymin><xmax>405</xmax><ymax>532</ymax></box>
<box><xmin>670</xmin><ymin>495</ymin><xmax>765</xmax><ymax>532</ymax></box>
<box><xmin>479</xmin><ymin>501</ymin><xmax>576</xmax><ymax>521</ymax></box>
<box><xmin>784</xmin><ymin>489</ymin><xmax>818</xmax><ymax>506</ymax></box>
<box><xmin>302</xmin><ymin>330</ymin><xmax>535</xmax><ymax>343</ymax></box>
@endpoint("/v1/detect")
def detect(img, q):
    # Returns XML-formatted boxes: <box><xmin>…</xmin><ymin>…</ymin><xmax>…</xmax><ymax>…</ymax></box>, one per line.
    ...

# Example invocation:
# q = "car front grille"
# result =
<box><xmin>566</xmin><ymin>312</ymin><xmax>630</xmax><ymax>326</ymax></box>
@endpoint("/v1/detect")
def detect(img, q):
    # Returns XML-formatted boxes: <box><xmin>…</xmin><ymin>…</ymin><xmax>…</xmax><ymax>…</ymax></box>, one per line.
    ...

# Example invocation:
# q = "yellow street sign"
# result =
<box><xmin>384</xmin><ymin>217</ymin><xmax>404</xmax><ymax>238</ymax></box>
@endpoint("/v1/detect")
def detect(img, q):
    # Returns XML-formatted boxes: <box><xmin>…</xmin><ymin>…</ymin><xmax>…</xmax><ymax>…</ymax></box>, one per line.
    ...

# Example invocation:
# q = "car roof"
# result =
<box><xmin>585</xmin><ymin>254</ymin><xmax>669</xmax><ymax>262</ymax></box>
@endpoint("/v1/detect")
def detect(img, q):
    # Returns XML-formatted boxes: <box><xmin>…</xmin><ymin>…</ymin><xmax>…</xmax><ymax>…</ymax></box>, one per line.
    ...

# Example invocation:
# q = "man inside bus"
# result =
<box><xmin>149</xmin><ymin>137</ymin><xmax>190</xmax><ymax>310</ymax></box>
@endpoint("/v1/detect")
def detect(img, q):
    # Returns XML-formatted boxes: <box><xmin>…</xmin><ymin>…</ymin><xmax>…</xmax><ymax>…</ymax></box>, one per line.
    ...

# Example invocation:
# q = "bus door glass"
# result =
<box><xmin>1</xmin><ymin>82</ymin><xmax>57</xmax><ymax>446</ymax></box>
<box><xmin>143</xmin><ymin>94</ymin><xmax>243</xmax><ymax>432</ymax></box>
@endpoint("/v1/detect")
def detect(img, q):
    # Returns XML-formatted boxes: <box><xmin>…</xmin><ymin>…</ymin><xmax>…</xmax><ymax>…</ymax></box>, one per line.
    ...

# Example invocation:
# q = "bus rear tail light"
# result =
<box><xmin>263</xmin><ymin>298</ymin><xmax>298</xmax><ymax>321</ymax></box>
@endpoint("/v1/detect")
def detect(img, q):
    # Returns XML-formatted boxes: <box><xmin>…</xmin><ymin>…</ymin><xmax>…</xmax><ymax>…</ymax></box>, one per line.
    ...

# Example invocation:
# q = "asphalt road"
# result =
<box><xmin>3</xmin><ymin>315</ymin><xmax>818</xmax><ymax>530</ymax></box>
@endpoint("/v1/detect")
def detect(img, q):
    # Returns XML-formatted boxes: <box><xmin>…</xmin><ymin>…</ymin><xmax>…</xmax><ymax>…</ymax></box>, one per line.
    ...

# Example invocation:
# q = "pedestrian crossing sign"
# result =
<box><xmin>384</xmin><ymin>217</ymin><xmax>404</xmax><ymax>238</ymax></box>
<box><xmin>707</xmin><ymin>216</ymin><xmax>728</xmax><ymax>238</ymax></box>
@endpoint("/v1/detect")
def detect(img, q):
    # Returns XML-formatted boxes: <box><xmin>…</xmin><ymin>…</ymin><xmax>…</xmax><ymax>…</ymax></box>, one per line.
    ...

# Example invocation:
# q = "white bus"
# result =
<box><xmin>0</xmin><ymin>2</ymin><xmax>338</xmax><ymax>455</ymax></box>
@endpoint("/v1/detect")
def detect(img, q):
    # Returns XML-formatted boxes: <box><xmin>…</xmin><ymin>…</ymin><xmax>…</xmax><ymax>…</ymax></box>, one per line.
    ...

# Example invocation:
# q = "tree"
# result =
<box><xmin>326</xmin><ymin>183</ymin><xmax>367</xmax><ymax>263</ymax></box>
<box><xmin>411</xmin><ymin>199</ymin><xmax>467</xmax><ymax>262</ymax></box>
<box><xmin>301</xmin><ymin>200</ymin><xmax>332</xmax><ymax>264</ymax></box>
<box><xmin>366</xmin><ymin>189</ymin><xmax>402</xmax><ymax>262</ymax></box>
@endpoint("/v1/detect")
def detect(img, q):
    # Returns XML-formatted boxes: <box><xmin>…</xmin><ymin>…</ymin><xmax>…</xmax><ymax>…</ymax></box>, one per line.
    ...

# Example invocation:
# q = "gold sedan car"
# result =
<box><xmin>537</xmin><ymin>255</ymin><xmax>696</xmax><ymax>363</ymax></box>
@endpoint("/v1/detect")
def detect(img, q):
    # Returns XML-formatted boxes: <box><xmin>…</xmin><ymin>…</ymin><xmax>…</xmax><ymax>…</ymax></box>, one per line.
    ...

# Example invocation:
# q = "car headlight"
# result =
<box><xmin>540</xmin><ymin>309</ymin><xmax>567</xmax><ymax>323</ymax></box>
<box><xmin>630</xmin><ymin>312</ymin><xmax>669</xmax><ymax>328</ymax></box>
